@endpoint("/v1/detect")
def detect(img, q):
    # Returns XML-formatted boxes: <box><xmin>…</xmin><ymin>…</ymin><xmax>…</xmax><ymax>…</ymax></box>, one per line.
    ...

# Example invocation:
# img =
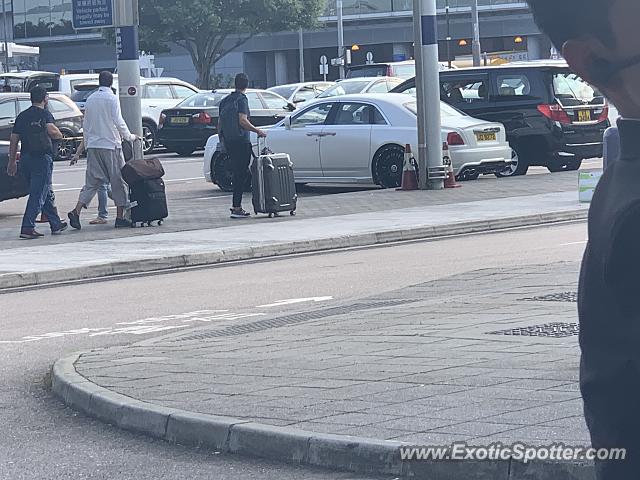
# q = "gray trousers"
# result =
<box><xmin>78</xmin><ymin>148</ymin><xmax>128</xmax><ymax>208</ymax></box>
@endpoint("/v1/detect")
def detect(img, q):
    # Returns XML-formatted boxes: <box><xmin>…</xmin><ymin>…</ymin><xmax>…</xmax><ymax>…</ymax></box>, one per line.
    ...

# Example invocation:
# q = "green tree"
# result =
<box><xmin>137</xmin><ymin>0</ymin><xmax>325</xmax><ymax>89</ymax></box>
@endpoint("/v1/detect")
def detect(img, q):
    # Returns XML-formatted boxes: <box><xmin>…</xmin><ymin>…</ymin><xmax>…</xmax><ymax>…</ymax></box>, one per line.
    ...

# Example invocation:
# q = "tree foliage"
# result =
<box><xmin>137</xmin><ymin>0</ymin><xmax>325</xmax><ymax>88</ymax></box>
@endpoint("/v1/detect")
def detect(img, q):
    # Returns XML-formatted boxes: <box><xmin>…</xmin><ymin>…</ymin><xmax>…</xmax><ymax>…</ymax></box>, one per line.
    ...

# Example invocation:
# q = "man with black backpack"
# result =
<box><xmin>6</xmin><ymin>86</ymin><xmax>67</xmax><ymax>239</ymax></box>
<box><xmin>218</xmin><ymin>73</ymin><xmax>267</xmax><ymax>219</ymax></box>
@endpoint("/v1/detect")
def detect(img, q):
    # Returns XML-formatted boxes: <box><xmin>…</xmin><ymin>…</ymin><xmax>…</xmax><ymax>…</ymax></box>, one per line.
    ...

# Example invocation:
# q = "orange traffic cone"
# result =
<box><xmin>397</xmin><ymin>144</ymin><xmax>418</xmax><ymax>191</ymax></box>
<box><xmin>443</xmin><ymin>142</ymin><xmax>461</xmax><ymax>189</ymax></box>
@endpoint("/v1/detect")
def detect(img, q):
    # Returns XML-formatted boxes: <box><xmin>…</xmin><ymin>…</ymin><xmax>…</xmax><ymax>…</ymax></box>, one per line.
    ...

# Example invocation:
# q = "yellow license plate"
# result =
<box><xmin>577</xmin><ymin>110</ymin><xmax>592</xmax><ymax>122</ymax></box>
<box><xmin>170</xmin><ymin>117</ymin><xmax>190</xmax><ymax>125</ymax></box>
<box><xmin>475</xmin><ymin>132</ymin><xmax>497</xmax><ymax>142</ymax></box>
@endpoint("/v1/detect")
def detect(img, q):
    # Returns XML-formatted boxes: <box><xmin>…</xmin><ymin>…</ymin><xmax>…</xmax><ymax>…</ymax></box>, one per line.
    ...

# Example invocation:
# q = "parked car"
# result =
<box><xmin>317</xmin><ymin>77</ymin><xmax>404</xmax><ymax>98</ymax></box>
<box><xmin>204</xmin><ymin>93</ymin><xmax>512</xmax><ymax>190</ymax></box>
<box><xmin>0</xmin><ymin>141</ymin><xmax>27</xmax><ymax>203</ymax></box>
<box><xmin>346</xmin><ymin>60</ymin><xmax>452</xmax><ymax>80</ymax></box>
<box><xmin>69</xmin><ymin>76</ymin><xmax>199</xmax><ymax>154</ymax></box>
<box><xmin>58</xmin><ymin>74</ymin><xmax>100</xmax><ymax>96</ymax></box>
<box><xmin>159</xmin><ymin>89</ymin><xmax>295</xmax><ymax>156</ymax></box>
<box><xmin>0</xmin><ymin>92</ymin><xmax>83</xmax><ymax>161</ymax></box>
<box><xmin>0</xmin><ymin>71</ymin><xmax>60</xmax><ymax>92</ymax></box>
<box><xmin>267</xmin><ymin>82</ymin><xmax>335</xmax><ymax>105</ymax></box>
<box><xmin>392</xmin><ymin>61</ymin><xmax>610</xmax><ymax>175</ymax></box>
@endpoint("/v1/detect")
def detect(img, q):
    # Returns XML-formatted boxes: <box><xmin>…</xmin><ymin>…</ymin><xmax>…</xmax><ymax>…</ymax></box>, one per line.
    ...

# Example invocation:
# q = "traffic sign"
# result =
<box><xmin>366</xmin><ymin>52</ymin><xmax>374</xmax><ymax>64</ymax></box>
<box><xmin>72</xmin><ymin>0</ymin><xmax>114</xmax><ymax>30</ymax></box>
<box><xmin>320</xmin><ymin>55</ymin><xmax>328</xmax><ymax>65</ymax></box>
<box><xmin>116</xmin><ymin>26</ymin><xmax>139</xmax><ymax>61</ymax></box>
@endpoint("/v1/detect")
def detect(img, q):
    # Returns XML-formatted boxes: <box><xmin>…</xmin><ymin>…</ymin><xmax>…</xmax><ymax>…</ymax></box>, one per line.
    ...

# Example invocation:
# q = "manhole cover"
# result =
<box><xmin>487</xmin><ymin>322</ymin><xmax>579</xmax><ymax>338</ymax></box>
<box><xmin>520</xmin><ymin>292</ymin><xmax>577</xmax><ymax>303</ymax></box>
<box><xmin>172</xmin><ymin>299</ymin><xmax>417</xmax><ymax>342</ymax></box>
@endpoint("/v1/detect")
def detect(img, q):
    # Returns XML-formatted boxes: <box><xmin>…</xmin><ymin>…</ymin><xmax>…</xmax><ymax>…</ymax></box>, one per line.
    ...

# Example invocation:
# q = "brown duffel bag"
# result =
<box><xmin>121</xmin><ymin>157</ymin><xmax>165</xmax><ymax>185</ymax></box>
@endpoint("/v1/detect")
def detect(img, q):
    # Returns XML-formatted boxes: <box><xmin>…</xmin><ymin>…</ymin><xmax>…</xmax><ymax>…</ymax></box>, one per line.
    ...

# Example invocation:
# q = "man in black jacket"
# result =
<box><xmin>527</xmin><ymin>0</ymin><xmax>640</xmax><ymax>477</ymax></box>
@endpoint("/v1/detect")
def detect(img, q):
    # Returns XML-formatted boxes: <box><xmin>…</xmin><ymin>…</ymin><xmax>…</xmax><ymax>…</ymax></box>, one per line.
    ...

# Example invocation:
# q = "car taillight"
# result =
<box><xmin>597</xmin><ymin>104</ymin><xmax>610</xmax><ymax>123</ymax></box>
<box><xmin>159</xmin><ymin>113</ymin><xmax>166</xmax><ymax>128</ymax></box>
<box><xmin>192</xmin><ymin>112</ymin><xmax>212</xmax><ymax>125</ymax></box>
<box><xmin>447</xmin><ymin>132</ymin><xmax>465</xmax><ymax>146</ymax></box>
<box><xmin>537</xmin><ymin>104</ymin><xmax>571</xmax><ymax>124</ymax></box>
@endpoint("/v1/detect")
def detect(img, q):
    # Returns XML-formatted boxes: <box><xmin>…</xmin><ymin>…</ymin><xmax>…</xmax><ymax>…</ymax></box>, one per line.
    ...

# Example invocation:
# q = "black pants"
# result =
<box><xmin>226</xmin><ymin>141</ymin><xmax>252</xmax><ymax>208</ymax></box>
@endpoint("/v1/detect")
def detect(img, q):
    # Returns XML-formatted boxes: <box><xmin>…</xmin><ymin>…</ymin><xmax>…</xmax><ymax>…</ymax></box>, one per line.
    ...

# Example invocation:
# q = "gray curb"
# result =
<box><xmin>3</xmin><ymin>209</ymin><xmax>587</xmax><ymax>290</ymax></box>
<box><xmin>52</xmin><ymin>353</ymin><xmax>596</xmax><ymax>479</ymax></box>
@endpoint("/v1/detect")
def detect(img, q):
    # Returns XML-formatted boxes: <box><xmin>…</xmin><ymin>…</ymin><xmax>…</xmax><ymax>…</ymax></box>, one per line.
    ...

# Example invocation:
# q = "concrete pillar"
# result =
<box><xmin>392</xmin><ymin>43</ymin><xmax>410</xmax><ymax>62</ymax></box>
<box><xmin>266</xmin><ymin>52</ymin><xmax>276</xmax><ymax>88</ymax></box>
<box><xmin>274</xmin><ymin>51</ymin><xmax>287</xmax><ymax>86</ymax></box>
<box><xmin>527</xmin><ymin>35</ymin><xmax>542</xmax><ymax>60</ymax></box>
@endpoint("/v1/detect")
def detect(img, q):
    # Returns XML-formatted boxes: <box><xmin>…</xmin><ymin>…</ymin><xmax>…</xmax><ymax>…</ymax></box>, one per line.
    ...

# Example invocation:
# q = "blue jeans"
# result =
<box><xmin>97</xmin><ymin>183</ymin><xmax>111</xmax><ymax>219</ymax></box>
<box><xmin>19</xmin><ymin>153</ymin><xmax>62</xmax><ymax>231</ymax></box>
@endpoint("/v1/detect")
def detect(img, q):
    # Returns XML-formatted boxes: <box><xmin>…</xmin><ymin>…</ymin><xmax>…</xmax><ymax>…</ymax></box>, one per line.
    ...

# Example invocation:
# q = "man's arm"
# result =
<box><xmin>239</xmin><ymin>114</ymin><xmax>267</xmax><ymax>138</ymax></box>
<box><xmin>47</xmin><ymin>122</ymin><xmax>63</xmax><ymax>140</ymax></box>
<box><xmin>7</xmin><ymin>133</ymin><xmax>20</xmax><ymax>176</ymax></box>
<box><xmin>71</xmin><ymin>137</ymin><xmax>85</xmax><ymax>165</ymax></box>
<box><xmin>111</xmin><ymin>96</ymin><xmax>136</xmax><ymax>142</ymax></box>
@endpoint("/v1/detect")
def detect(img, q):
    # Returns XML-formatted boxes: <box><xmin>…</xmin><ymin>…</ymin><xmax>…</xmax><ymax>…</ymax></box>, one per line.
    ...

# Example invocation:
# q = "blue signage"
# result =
<box><xmin>72</xmin><ymin>0</ymin><xmax>114</xmax><ymax>30</ymax></box>
<box><xmin>116</xmin><ymin>26</ymin><xmax>139</xmax><ymax>61</ymax></box>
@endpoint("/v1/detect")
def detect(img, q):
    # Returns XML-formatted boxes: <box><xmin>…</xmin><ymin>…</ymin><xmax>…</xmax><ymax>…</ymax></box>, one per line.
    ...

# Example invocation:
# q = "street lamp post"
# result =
<box><xmin>115</xmin><ymin>0</ymin><xmax>143</xmax><ymax>138</ymax></box>
<box><xmin>298</xmin><ymin>28</ymin><xmax>305</xmax><ymax>82</ymax></box>
<box><xmin>445</xmin><ymin>0</ymin><xmax>451</xmax><ymax>68</ymax></box>
<box><xmin>1</xmin><ymin>0</ymin><xmax>9</xmax><ymax>72</ymax></box>
<box><xmin>412</xmin><ymin>0</ymin><xmax>444</xmax><ymax>190</ymax></box>
<box><xmin>471</xmin><ymin>0</ymin><xmax>481</xmax><ymax>66</ymax></box>
<box><xmin>337</xmin><ymin>0</ymin><xmax>345</xmax><ymax>79</ymax></box>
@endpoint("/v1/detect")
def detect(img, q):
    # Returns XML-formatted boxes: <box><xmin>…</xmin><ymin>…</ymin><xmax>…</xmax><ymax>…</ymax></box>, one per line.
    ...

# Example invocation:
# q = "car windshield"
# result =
<box><xmin>553</xmin><ymin>72</ymin><xmax>605</xmax><ymax>106</ymax></box>
<box><xmin>404</xmin><ymin>101</ymin><xmax>466</xmax><ymax>118</ymax></box>
<box><xmin>391</xmin><ymin>65</ymin><xmax>415</xmax><ymax>79</ymax></box>
<box><xmin>70</xmin><ymin>89</ymin><xmax>95</xmax><ymax>102</ymax></box>
<box><xmin>1</xmin><ymin>78</ymin><xmax>24</xmax><ymax>92</ymax></box>
<box><xmin>177</xmin><ymin>92</ymin><xmax>226</xmax><ymax>108</ymax></box>
<box><xmin>268</xmin><ymin>86</ymin><xmax>297</xmax><ymax>99</ymax></box>
<box><xmin>318</xmin><ymin>81</ymin><xmax>371</xmax><ymax>98</ymax></box>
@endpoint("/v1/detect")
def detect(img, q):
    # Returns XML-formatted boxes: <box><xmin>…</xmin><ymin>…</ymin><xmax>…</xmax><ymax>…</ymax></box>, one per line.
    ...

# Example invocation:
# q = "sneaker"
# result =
<box><xmin>115</xmin><ymin>217</ymin><xmax>132</xmax><ymax>228</ymax></box>
<box><xmin>89</xmin><ymin>217</ymin><xmax>108</xmax><ymax>225</ymax></box>
<box><xmin>20</xmin><ymin>229</ymin><xmax>44</xmax><ymax>240</ymax></box>
<box><xmin>230</xmin><ymin>208</ymin><xmax>251</xmax><ymax>219</ymax></box>
<box><xmin>68</xmin><ymin>210</ymin><xmax>81</xmax><ymax>230</ymax></box>
<box><xmin>51</xmin><ymin>222</ymin><xmax>68</xmax><ymax>235</ymax></box>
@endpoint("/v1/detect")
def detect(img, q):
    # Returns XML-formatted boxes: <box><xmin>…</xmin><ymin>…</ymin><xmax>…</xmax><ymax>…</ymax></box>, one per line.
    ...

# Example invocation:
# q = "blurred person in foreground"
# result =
<box><xmin>528</xmin><ymin>0</ymin><xmax>640</xmax><ymax>477</ymax></box>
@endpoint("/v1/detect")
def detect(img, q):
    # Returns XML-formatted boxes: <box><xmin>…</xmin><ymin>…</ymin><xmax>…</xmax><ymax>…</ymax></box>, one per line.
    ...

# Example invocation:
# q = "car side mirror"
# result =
<box><xmin>284</xmin><ymin>116</ymin><xmax>292</xmax><ymax>130</ymax></box>
<box><xmin>286</xmin><ymin>102</ymin><xmax>296</xmax><ymax>112</ymax></box>
<box><xmin>293</xmin><ymin>97</ymin><xmax>306</xmax><ymax>104</ymax></box>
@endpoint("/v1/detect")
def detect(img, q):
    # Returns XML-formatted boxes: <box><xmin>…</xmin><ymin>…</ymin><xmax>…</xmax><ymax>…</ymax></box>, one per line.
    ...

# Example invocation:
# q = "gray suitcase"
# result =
<box><xmin>251</xmin><ymin>140</ymin><xmax>297</xmax><ymax>218</ymax></box>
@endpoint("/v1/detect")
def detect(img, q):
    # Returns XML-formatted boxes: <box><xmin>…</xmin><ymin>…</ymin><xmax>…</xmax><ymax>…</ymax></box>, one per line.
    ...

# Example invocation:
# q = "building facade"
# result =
<box><xmin>1</xmin><ymin>0</ymin><xmax>548</xmax><ymax>88</ymax></box>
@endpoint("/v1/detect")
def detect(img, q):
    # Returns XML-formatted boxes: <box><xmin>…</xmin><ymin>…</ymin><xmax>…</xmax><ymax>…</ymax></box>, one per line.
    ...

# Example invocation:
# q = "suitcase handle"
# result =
<box><xmin>256</xmin><ymin>136</ymin><xmax>273</xmax><ymax>156</ymax></box>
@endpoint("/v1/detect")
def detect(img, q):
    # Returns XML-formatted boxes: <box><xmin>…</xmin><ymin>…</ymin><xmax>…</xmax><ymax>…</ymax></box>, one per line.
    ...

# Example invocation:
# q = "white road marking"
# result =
<box><xmin>165</xmin><ymin>177</ymin><xmax>203</xmax><ymax>183</ymax></box>
<box><xmin>55</xmin><ymin>187</ymin><xmax>82</xmax><ymax>192</ymax></box>
<box><xmin>560</xmin><ymin>241</ymin><xmax>587</xmax><ymax>246</ymax></box>
<box><xmin>257</xmin><ymin>297</ymin><xmax>334</xmax><ymax>308</ymax></box>
<box><xmin>0</xmin><ymin>309</ymin><xmax>265</xmax><ymax>344</ymax></box>
<box><xmin>194</xmin><ymin>196</ymin><xmax>232</xmax><ymax>201</ymax></box>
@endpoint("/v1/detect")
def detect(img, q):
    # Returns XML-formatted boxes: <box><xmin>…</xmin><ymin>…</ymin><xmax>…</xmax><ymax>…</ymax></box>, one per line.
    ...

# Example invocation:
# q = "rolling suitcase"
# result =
<box><xmin>251</xmin><ymin>139</ymin><xmax>297</xmax><ymax>218</ymax></box>
<box><xmin>122</xmin><ymin>139</ymin><xmax>169</xmax><ymax>227</ymax></box>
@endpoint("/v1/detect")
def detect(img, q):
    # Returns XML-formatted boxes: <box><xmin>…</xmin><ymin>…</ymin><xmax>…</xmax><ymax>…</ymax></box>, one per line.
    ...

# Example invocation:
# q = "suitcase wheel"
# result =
<box><xmin>290</xmin><ymin>210</ymin><xmax>296</xmax><ymax>216</ymax></box>
<box><xmin>268</xmin><ymin>213</ymin><xmax>274</xmax><ymax>219</ymax></box>
<box><xmin>147</xmin><ymin>221</ymin><xmax>152</xmax><ymax>227</ymax></box>
<box><xmin>158</xmin><ymin>220</ymin><xmax>163</xmax><ymax>226</ymax></box>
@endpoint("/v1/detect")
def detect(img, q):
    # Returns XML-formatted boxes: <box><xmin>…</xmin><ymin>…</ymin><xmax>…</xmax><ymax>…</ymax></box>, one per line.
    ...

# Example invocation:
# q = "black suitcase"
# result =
<box><xmin>0</xmin><ymin>158</ymin><xmax>29</xmax><ymax>203</ymax></box>
<box><xmin>251</xmin><ymin>141</ymin><xmax>297</xmax><ymax>218</ymax></box>
<box><xmin>129</xmin><ymin>178</ymin><xmax>168</xmax><ymax>227</ymax></box>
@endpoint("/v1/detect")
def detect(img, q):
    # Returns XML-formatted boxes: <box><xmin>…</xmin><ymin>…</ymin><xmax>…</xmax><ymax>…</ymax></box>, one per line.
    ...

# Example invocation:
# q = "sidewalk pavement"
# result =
<box><xmin>53</xmin><ymin>262</ymin><xmax>591</xmax><ymax>479</ymax></box>
<box><xmin>0</xmin><ymin>189</ymin><xmax>586</xmax><ymax>289</ymax></box>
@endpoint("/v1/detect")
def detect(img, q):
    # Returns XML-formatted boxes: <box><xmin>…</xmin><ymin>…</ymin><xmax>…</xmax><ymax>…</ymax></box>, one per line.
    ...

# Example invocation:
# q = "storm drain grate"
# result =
<box><xmin>520</xmin><ymin>292</ymin><xmax>577</xmax><ymax>303</ymax></box>
<box><xmin>173</xmin><ymin>299</ymin><xmax>417</xmax><ymax>342</ymax></box>
<box><xmin>487</xmin><ymin>322</ymin><xmax>579</xmax><ymax>338</ymax></box>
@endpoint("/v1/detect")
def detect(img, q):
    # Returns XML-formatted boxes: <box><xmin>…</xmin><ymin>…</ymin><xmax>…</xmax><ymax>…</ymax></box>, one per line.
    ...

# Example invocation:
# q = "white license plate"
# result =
<box><xmin>475</xmin><ymin>132</ymin><xmax>497</xmax><ymax>142</ymax></box>
<box><xmin>170</xmin><ymin>117</ymin><xmax>190</xmax><ymax>125</ymax></box>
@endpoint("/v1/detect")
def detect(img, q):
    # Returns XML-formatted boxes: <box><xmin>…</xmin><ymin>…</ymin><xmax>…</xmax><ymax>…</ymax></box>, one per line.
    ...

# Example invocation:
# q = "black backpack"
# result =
<box><xmin>23</xmin><ymin>110</ymin><xmax>52</xmax><ymax>154</ymax></box>
<box><xmin>219</xmin><ymin>92</ymin><xmax>245</xmax><ymax>143</ymax></box>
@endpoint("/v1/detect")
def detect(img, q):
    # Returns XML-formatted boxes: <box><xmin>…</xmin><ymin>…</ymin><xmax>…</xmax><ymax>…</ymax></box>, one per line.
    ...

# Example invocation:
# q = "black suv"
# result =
<box><xmin>392</xmin><ymin>61</ymin><xmax>610</xmax><ymax>176</ymax></box>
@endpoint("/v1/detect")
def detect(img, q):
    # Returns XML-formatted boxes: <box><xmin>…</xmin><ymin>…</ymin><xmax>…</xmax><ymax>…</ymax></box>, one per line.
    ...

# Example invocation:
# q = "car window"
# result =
<box><xmin>314</xmin><ymin>84</ymin><xmax>333</xmax><ymax>95</ymax></box>
<box><xmin>553</xmin><ymin>72</ymin><xmax>605</xmax><ymax>107</ymax></box>
<box><xmin>372</xmin><ymin>108</ymin><xmax>387</xmax><ymax>125</ymax></box>
<box><xmin>0</xmin><ymin>100</ymin><xmax>15</xmax><ymax>119</ymax></box>
<box><xmin>173</xmin><ymin>85</ymin><xmax>197</xmax><ymax>99</ymax></box>
<box><xmin>404</xmin><ymin>101</ymin><xmax>466</xmax><ymax>119</ymax></box>
<box><xmin>332</xmin><ymin>103</ymin><xmax>372</xmax><ymax>125</ymax></box>
<box><xmin>246</xmin><ymin>92</ymin><xmax>264</xmax><ymax>110</ymax></box>
<box><xmin>261</xmin><ymin>92</ymin><xmax>289</xmax><ymax>110</ymax></box>
<box><xmin>178</xmin><ymin>93</ymin><xmax>225</xmax><ymax>108</ymax></box>
<box><xmin>269</xmin><ymin>86</ymin><xmax>297</xmax><ymax>100</ymax></box>
<box><xmin>441</xmin><ymin>78</ymin><xmax>489</xmax><ymax>105</ymax></box>
<box><xmin>291</xmin><ymin>103</ymin><xmax>333</xmax><ymax>127</ymax></box>
<box><xmin>495</xmin><ymin>74</ymin><xmax>534</xmax><ymax>98</ymax></box>
<box><xmin>318</xmin><ymin>81</ymin><xmax>370</xmax><ymax>98</ymax></box>
<box><xmin>391</xmin><ymin>65</ymin><xmax>415</xmax><ymax>79</ymax></box>
<box><xmin>145</xmin><ymin>84</ymin><xmax>174</xmax><ymax>99</ymax></box>
<box><xmin>17</xmin><ymin>99</ymin><xmax>31</xmax><ymax>113</ymax></box>
<box><xmin>48</xmin><ymin>98</ymin><xmax>74</xmax><ymax>113</ymax></box>
<box><xmin>294</xmin><ymin>86</ymin><xmax>317</xmax><ymax>102</ymax></box>
<box><xmin>387</xmin><ymin>79</ymin><xmax>403</xmax><ymax>90</ymax></box>
<box><xmin>368</xmin><ymin>81</ymin><xmax>391</xmax><ymax>93</ymax></box>
<box><xmin>346</xmin><ymin>66</ymin><xmax>387</xmax><ymax>78</ymax></box>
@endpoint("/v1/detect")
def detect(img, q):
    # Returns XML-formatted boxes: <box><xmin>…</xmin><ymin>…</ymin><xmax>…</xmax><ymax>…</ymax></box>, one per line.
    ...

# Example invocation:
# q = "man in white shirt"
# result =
<box><xmin>68</xmin><ymin>71</ymin><xmax>137</xmax><ymax>229</ymax></box>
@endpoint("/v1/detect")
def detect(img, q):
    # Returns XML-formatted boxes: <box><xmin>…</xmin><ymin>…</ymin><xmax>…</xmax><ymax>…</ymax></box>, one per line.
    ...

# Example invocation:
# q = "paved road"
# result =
<box><xmin>0</xmin><ymin>221</ymin><xmax>587</xmax><ymax>478</ymax></box>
